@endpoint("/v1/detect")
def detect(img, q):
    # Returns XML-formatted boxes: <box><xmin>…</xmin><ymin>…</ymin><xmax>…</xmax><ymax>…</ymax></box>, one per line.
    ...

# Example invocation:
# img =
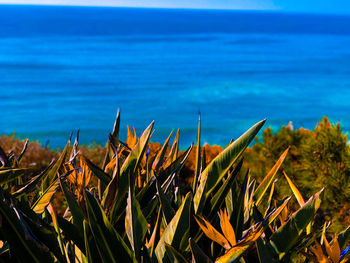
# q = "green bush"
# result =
<box><xmin>245</xmin><ymin>117</ymin><xmax>350</xmax><ymax>232</ymax></box>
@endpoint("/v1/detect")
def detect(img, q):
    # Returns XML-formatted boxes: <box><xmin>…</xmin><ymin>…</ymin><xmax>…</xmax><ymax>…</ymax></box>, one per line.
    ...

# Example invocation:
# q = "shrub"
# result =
<box><xmin>0</xmin><ymin>114</ymin><xmax>348</xmax><ymax>262</ymax></box>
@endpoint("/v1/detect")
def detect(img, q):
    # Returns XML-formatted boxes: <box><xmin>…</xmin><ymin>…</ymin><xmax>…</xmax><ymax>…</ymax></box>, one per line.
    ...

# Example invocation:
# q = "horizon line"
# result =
<box><xmin>0</xmin><ymin>3</ymin><xmax>350</xmax><ymax>16</ymax></box>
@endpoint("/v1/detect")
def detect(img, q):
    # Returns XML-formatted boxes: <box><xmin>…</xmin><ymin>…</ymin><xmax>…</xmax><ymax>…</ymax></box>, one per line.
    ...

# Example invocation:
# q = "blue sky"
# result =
<box><xmin>0</xmin><ymin>0</ymin><xmax>349</xmax><ymax>14</ymax></box>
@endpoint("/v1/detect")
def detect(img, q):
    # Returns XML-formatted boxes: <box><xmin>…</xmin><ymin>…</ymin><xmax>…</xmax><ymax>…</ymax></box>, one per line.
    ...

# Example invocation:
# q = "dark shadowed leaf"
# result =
<box><xmin>155</xmin><ymin>193</ymin><xmax>192</xmax><ymax>262</ymax></box>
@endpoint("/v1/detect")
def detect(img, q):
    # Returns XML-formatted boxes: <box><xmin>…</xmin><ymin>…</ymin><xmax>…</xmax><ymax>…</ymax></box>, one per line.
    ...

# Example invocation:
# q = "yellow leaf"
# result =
<box><xmin>215</xmin><ymin>244</ymin><xmax>250</xmax><ymax>263</ymax></box>
<box><xmin>80</xmin><ymin>159</ymin><xmax>91</xmax><ymax>187</ymax></box>
<box><xmin>32</xmin><ymin>179</ymin><xmax>60</xmax><ymax>214</ymax></box>
<box><xmin>254</xmin><ymin>148</ymin><xmax>289</xmax><ymax>206</ymax></box>
<box><xmin>284</xmin><ymin>171</ymin><xmax>305</xmax><ymax>206</ymax></box>
<box><xmin>66</xmin><ymin>163</ymin><xmax>77</xmax><ymax>184</ymax></box>
<box><xmin>126</xmin><ymin>126</ymin><xmax>137</xmax><ymax>149</ymax></box>
<box><xmin>267</xmin><ymin>197</ymin><xmax>290</xmax><ymax>225</ymax></box>
<box><xmin>264</xmin><ymin>178</ymin><xmax>277</xmax><ymax>217</ymax></box>
<box><xmin>215</xmin><ymin>223</ymin><xmax>263</xmax><ymax>263</ymax></box>
<box><xmin>195</xmin><ymin>215</ymin><xmax>231</xmax><ymax>250</ymax></box>
<box><xmin>220</xmin><ymin>209</ymin><xmax>236</xmax><ymax>246</ymax></box>
<box><xmin>105</xmin><ymin>156</ymin><xmax>117</xmax><ymax>172</ymax></box>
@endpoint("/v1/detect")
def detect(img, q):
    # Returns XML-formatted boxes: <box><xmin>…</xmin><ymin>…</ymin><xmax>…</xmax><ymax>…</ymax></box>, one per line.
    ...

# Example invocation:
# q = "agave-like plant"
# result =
<box><xmin>0</xmin><ymin>111</ymin><xmax>349</xmax><ymax>262</ymax></box>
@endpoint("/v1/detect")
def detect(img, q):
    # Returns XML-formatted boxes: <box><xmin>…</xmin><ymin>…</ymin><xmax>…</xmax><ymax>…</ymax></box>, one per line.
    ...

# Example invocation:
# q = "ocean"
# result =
<box><xmin>1</xmin><ymin>5</ymin><xmax>350</xmax><ymax>149</ymax></box>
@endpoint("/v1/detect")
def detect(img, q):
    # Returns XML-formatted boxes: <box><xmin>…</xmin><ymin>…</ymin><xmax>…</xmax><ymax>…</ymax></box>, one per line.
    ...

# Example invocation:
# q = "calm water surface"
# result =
<box><xmin>1</xmin><ymin>5</ymin><xmax>350</xmax><ymax>148</ymax></box>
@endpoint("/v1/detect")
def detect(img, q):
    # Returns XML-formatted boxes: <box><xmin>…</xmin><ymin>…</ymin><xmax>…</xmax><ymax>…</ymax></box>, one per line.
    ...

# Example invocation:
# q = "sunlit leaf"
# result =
<box><xmin>310</xmin><ymin>239</ymin><xmax>329</xmax><ymax>263</ymax></box>
<box><xmin>47</xmin><ymin>203</ymin><xmax>67</xmax><ymax>259</ymax></box>
<box><xmin>125</xmin><ymin>185</ymin><xmax>148</xmax><ymax>261</ymax></box>
<box><xmin>193</xmin><ymin>112</ymin><xmax>201</xmax><ymax>192</ymax></box>
<box><xmin>215</xmin><ymin>223</ymin><xmax>264</xmax><ymax>263</ymax></box>
<box><xmin>155</xmin><ymin>193</ymin><xmax>192</xmax><ymax>262</ymax></box>
<box><xmin>111</xmin><ymin>121</ymin><xmax>154</xmax><ymax>221</ymax></box>
<box><xmin>269</xmin><ymin>188</ymin><xmax>323</xmax><ymax>258</ymax></box>
<box><xmin>166</xmin><ymin>129</ymin><xmax>180</xmax><ymax>166</ymax></box>
<box><xmin>126</xmin><ymin>125</ymin><xmax>137</xmax><ymax>149</ymax></box>
<box><xmin>81</xmin><ymin>155</ymin><xmax>111</xmax><ymax>185</ymax></box>
<box><xmin>152</xmin><ymin>131</ymin><xmax>172</xmax><ymax>171</ymax></box>
<box><xmin>264</xmin><ymin>178</ymin><xmax>277</xmax><ymax>217</ymax></box>
<box><xmin>42</xmin><ymin>140</ymin><xmax>70</xmax><ymax>191</ymax></box>
<box><xmin>102</xmin><ymin>156</ymin><xmax>120</xmax><ymax>211</ymax></box>
<box><xmin>253</xmin><ymin>148</ymin><xmax>289</xmax><ymax>206</ymax></box>
<box><xmin>208</xmin><ymin>159</ymin><xmax>242</xmax><ymax>219</ymax></box>
<box><xmin>323</xmin><ymin>233</ymin><xmax>340</xmax><ymax>263</ymax></box>
<box><xmin>219</xmin><ymin>209</ymin><xmax>236</xmax><ymax>247</ymax></box>
<box><xmin>283</xmin><ymin>171</ymin><xmax>305</xmax><ymax>206</ymax></box>
<box><xmin>195</xmin><ymin>215</ymin><xmax>231</xmax><ymax>250</ymax></box>
<box><xmin>194</xmin><ymin>119</ymin><xmax>265</xmax><ymax>214</ymax></box>
<box><xmin>32</xmin><ymin>179</ymin><xmax>60</xmax><ymax>214</ymax></box>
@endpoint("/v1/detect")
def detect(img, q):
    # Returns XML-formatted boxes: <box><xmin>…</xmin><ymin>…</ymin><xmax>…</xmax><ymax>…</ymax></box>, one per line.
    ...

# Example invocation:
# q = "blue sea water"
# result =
<box><xmin>1</xmin><ymin>5</ymin><xmax>350</xmax><ymax>148</ymax></box>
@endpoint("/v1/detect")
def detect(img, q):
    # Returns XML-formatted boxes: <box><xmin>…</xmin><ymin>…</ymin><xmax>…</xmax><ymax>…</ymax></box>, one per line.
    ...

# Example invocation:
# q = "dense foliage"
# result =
<box><xmin>0</xmin><ymin>114</ymin><xmax>349</xmax><ymax>262</ymax></box>
<box><xmin>245</xmin><ymin>117</ymin><xmax>350</xmax><ymax>232</ymax></box>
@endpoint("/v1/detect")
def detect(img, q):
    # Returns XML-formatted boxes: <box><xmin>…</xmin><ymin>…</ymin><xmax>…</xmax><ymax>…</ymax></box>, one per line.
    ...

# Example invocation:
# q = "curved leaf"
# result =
<box><xmin>165</xmin><ymin>244</ymin><xmax>189</xmax><ymax>263</ymax></box>
<box><xmin>283</xmin><ymin>171</ymin><xmax>305</xmax><ymax>207</ymax></box>
<box><xmin>60</xmin><ymin>180</ymin><xmax>85</xmax><ymax>233</ymax></box>
<box><xmin>112</xmin><ymin>121</ymin><xmax>154</xmax><ymax>220</ymax></box>
<box><xmin>215</xmin><ymin>223</ymin><xmax>264</xmax><ymax>263</ymax></box>
<box><xmin>220</xmin><ymin>209</ymin><xmax>236</xmax><ymax>247</ymax></box>
<box><xmin>0</xmin><ymin>195</ymin><xmax>54</xmax><ymax>262</ymax></box>
<box><xmin>13</xmin><ymin>161</ymin><xmax>54</xmax><ymax>196</ymax></box>
<box><xmin>155</xmin><ymin>193</ymin><xmax>192</xmax><ymax>262</ymax></box>
<box><xmin>125</xmin><ymin>185</ymin><xmax>148</xmax><ymax>261</ymax></box>
<box><xmin>208</xmin><ymin>159</ymin><xmax>243</xmax><ymax>218</ymax></box>
<box><xmin>152</xmin><ymin>131</ymin><xmax>172</xmax><ymax>171</ymax></box>
<box><xmin>0</xmin><ymin>168</ymin><xmax>27</xmax><ymax>185</ymax></box>
<box><xmin>42</xmin><ymin>140</ymin><xmax>70</xmax><ymax>191</ymax></box>
<box><xmin>269</xmin><ymin>188</ymin><xmax>324</xmax><ymax>258</ymax></box>
<box><xmin>82</xmin><ymin>155</ymin><xmax>111</xmax><ymax>185</ymax></box>
<box><xmin>189</xmin><ymin>238</ymin><xmax>212</xmax><ymax>263</ymax></box>
<box><xmin>32</xmin><ymin>179</ymin><xmax>60</xmax><ymax>214</ymax></box>
<box><xmin>253</xmin><ymin>148</ymin><xmax>289</xmax><ymax>206</ymax></box>
<box><xmin>156</xmin><ymin>179</ymin><xmax>175</xmax><ymax>225</ymax></box>
<box><xmin>195</xmin><ymin>215</ymin><xmax>231</xmax><ymax>250</ymax></box>
<box><xmin>166</xmin><ymin>129</ymin><xmax>180</xmax><ymax>166</ymax></box>
<box><xmin>84</xmin><ymin>190</ymin><xmax>133</xmax><ymax>262</ymax></box>
<box><xmin>193</xmin><ymin>113</ymin><xmax>201</xmax><ymax>192</ymax></box>
<box><xmin>194</xmin><ymin>119</ymin><xmax>265</xmax><ymax>214</ymax></box>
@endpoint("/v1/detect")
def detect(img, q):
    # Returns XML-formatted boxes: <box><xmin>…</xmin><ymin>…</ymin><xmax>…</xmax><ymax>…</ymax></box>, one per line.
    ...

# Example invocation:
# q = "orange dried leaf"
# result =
<box><xmin>220</xmin><ymin>208</ymin><xmax>236</xmax><ymax>246</ymax></box>
<box><xmin>323</xmin><ymin>233</ymin><xmax>340</xmax><ymax>263</ymax></box>
<box><xmin>310</xmin><ymin>239</ymin><xmax>330</xmax><ymax>263</ymax></box>
<box><xmin>195</xmin><ymin>215</ymin><xmax>231</xmax><ymax>250</ymax></box>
